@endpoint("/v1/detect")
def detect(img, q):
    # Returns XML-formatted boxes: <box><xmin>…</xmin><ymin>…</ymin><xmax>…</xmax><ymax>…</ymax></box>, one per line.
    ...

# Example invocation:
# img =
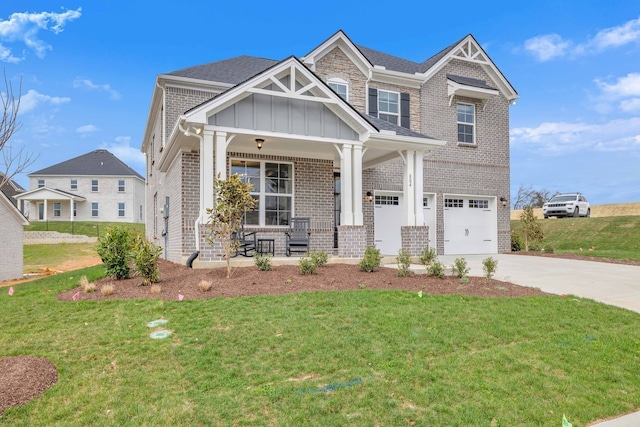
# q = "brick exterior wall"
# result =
<box><xmin>314</xmin><ymin>47</ymin><xmax>367</xmax><ymax>112</ymax></box>
<box><xmin>0</xmin><ymin>204</ymin><xmax>24</xmax><ymax>281</ymax></box>
<box><xmin>401</xmin><ymin>226</ymin><xmax>430</xmax><ymax>256</ymax></box>
<box><xmin>164</xmin><ymin>87</ymin><xmax>218</xmax><ymax>142</ymax></box>
<box><xmin>337</xmin><ymin>225</ymin><xmax>367</xmax><ymax>258</ymax></box>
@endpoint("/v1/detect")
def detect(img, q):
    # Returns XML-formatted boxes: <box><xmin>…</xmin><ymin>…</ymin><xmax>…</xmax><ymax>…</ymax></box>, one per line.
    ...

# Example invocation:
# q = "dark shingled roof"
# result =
<box><xmin>365</xmin><ymin>115</ymin><xmax>438</xmax><ymax>140</ymax></box>
<box><xmin>31</xmin><ymin>149</ymin><xmax>143</xmax><ymax>179</ymax></box>
<box><xmin>447</xmin><ymin>74</ymin><xmax>495</xmax><ymax>90</ymax></box>
<box><xmin>0</xmin><ymin>173</ymin><xmax>25</xmax><ymax>207</ymax></box>
<box><xmin>166</xmin><ymin>56</ymin><xmax>279</xmax><ymax>85</ymax></box>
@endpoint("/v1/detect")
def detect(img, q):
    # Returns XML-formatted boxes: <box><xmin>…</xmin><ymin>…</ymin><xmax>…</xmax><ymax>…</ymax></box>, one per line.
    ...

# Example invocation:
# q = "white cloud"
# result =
<box><xmin>99</xmin><ymin>136</ymin><xmax>145</xmax><ymax>170</ymax></box>
<box><xmin>620</xmin><ymin>98</ymin><xmax>640</xmax><ymax>113</ymax></box>
<box><xmin>524</xmin><ymin>34</ymin><xmax>572</xmax><ymax>62</ymax></box>
<box><xmin>73</xmin><ymin>77</ymin><xmax>121</xmax><ymax>100</ymax></box>
<box><xmin>511</xmin><ymin>117</ymin><xmax>640</xmax><ymax>154</ymax></box>
<box><xmin>76</xmin><ymin>124</ymin><xmax>99</xmax><ymax>134</ymax></box>
<box><xmin>20</xmin><ymin>89</ymin><xmax>70</xmax><ymax>113</ymax></box>
<box><xmin>524</xmin><ymin>16</ymin><xmax>640</xmax><ymax>61</ymax></box>
<box><xmin>0</xmin><ymin>8</ymin><xmax>81</xmax><ymax>62</ymax></box>
<box><xmin>595</xmin><ymin>72</ymin><xmax>640</xmax><ymax>98</ymax></box>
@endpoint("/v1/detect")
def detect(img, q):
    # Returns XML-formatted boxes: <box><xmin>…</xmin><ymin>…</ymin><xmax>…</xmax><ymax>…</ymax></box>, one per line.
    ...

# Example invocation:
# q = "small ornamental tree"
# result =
<box><xmin>520</xmin><ymin>205</ymin><xmax>544</xmax><ymax>251</ymax></box>
<box><xmin>206</xmin><ymin>173</ymin><xmax>257</xmax><ymax>278</ymax></box>
<box><xmin>96</xmin><ymin>226</ymin><xmax>135</xmax><ymax>279</ymax></box>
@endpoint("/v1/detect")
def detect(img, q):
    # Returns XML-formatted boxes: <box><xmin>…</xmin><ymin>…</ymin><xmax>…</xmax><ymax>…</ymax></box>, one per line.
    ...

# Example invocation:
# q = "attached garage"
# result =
<box><xmin>443</xmin><ymin>195</ymin><xmax>497</xmax><ymax>254</ymax></box>
<box><xmin>374</xmin><ymin>192</ymin><xmax>437</xmax><ymax>255</ymax></box>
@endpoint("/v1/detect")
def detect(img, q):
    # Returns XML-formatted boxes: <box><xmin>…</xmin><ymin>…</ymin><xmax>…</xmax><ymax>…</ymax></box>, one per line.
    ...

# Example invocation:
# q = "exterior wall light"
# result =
<box><xmin>366</xmin><ymin>191</ymin><xmax>373</xmax><ymax>202</ymax></box>
<box><xmin>500</xmin><ymin>197</ymin><xmax>508</xmax><ymax>207</ymax></box>
<box><xmin>255</xmin><ymin>138</ymin><xmax>264</xmax><ymax>150</ymax></box>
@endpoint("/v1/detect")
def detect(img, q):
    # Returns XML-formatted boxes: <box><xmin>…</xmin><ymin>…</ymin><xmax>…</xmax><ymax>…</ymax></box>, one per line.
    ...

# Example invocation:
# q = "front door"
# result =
<box><xmin>38</xmin><ymin>203</ymin><xmax>44</xmax><ymax>220</ymax></box>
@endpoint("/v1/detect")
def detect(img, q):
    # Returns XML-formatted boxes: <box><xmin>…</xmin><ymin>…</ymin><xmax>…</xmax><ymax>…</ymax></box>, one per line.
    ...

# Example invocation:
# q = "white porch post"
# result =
<box><xmin>202</xmin><ymin>128</ymin><xmax>215</xmax><ymax>214</ymax></box>
<box><xmin>43</xmin><ymin>199</ymin><xmax>48</xmax><ymax>221</ymax></box>
<box><xmin>215</xmin><ymin>131</ymin><xmax>228</xmax><ymax>181</ymax></box>
<box><xmin>414</xmin><ymin>151</ymin><xmax>424</xmax><ymax>226</ymax></box>
<box><xmin>341</xmin><ymin>143</ymin><xmax>353</xmax><ymax>225</ymax></box>
<box><xmin>403</xmin><ymin>150</ymin><xmax>416</xmax><ymax>226</ymax></box>
<box><xmin>352</xmin><ymin>144</ymin><xmax>363</xmax><ymax>225</ymax></box>
<box><xmin>69</xmin><ymin>200</ymin><xmax>74</xmax><ymax>222</ymax></box>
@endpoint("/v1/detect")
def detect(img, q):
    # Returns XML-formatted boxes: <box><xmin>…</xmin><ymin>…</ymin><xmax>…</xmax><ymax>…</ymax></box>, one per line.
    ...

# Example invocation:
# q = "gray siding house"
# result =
<box><xmin>16</xmin><ymin>150</ymin><xmax>145</xmax><ymax>223</ymax></box>
<box><xmin>142</xmin><ymin>31</ymin><xmax>517</xmax><ymax>265</ymax></box>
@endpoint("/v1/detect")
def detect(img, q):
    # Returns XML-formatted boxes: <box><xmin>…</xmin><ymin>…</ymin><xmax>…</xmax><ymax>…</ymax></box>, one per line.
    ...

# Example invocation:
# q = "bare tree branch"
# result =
<box><xmin>0</xmin><ymin>69</ymin><xmax>37</xmax><ymax>190</ymax></box>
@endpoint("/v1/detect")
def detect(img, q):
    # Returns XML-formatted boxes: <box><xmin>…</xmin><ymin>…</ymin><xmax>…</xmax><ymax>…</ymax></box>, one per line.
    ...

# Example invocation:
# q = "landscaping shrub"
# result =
<box><xmin>419</xmin><ymin>247</ymin><xmax>437</xmax><ymax>266</ymax></box>
<box><xmin>254</xmin><ymin>253</ymin><xmax>272</xmax><ymax>271</ymax></box>
<box><xmin>132</xmin><ymin>234</ymin><xmax>162</xmax><ymax>286</ymax></box>
<box><xmin>198</xmin><ymin>280</ymin><xmax>212</xmax><ymax>292</ymax></box>
<box><xmin>299</xmin><ymin>256</ymin><xmax>317</xmax><ymax>275</ymax></box>
<box><xmin>396</xmin><ymin>249</ymin><xmax>412</xmax><ymax>277</ymax></box>
<box><xmin>451</xmin><ymin>257</ymin><xmax>470</xmax><ymax>279</ymax></box>
<box><xmin>100</xmin><ymin>284</ymin><xmax>114</xmax><ymax>296</ymax></box>
<box><xmin>359</xmin><ymin>246</ymin><xmax>382</xmax><ymax>272</ymax></box>
<box><xmin>482</xmin><ymin>257</ymin><xmax>498</xmax><ymax>279</ymax></box>
<box><xmin>309</xmin><ymin>251</ymin><xmax>329</xmax><ymax>267</ymax></box>
<box><xmin>427</xmin><ymin>260</ymin><xmax>445</xmax><ymax>279</ymax></box>
<box><xmin>511</xmin><ymin>230</ymin><xmax>523</xmax><ymax>252</ymax></box>
<box><xmin>96</xmin><ymin>226</ymin><xmax>135</xmax><ymax>280</ymax></box>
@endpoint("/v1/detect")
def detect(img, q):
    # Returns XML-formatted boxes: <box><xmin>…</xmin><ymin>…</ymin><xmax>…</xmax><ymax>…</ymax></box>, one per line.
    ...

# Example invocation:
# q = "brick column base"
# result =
<box><xmin>401</xmin><ymin>226</ymin><xmax>429</xmax><ymax>257</ymax></box>
<box><xmin>337</xmin><ymin>225</ymin><xmax>367</xmax><ymax>258</ymax></box>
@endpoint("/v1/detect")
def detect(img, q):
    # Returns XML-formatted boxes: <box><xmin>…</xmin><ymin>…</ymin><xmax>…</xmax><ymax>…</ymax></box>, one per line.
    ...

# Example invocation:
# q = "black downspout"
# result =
<box><xmin>186</xmin><ymin>251</ymin><xmax>200</xmax><ymax>268</ymax></box>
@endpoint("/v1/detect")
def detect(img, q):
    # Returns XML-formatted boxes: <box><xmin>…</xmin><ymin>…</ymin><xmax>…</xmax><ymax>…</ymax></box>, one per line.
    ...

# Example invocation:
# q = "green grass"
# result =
<box><xmin>2</xmin><ymin>268</ymin><xmax>640</xmax><ymax>426</ymax></box>
<box><xmin>512</xmin><ymin>215</ymin><xmax>640</xmax><ymax>261</ymax></box>
<box><xmin>23</xmin><ymin>243</ymin><xmax>98</xmax><ymax>273</ymax></box>
<box><xmin>25</xmin><ymin>221</ymin><xmax>144</xmax><ymax>238</ymax></box>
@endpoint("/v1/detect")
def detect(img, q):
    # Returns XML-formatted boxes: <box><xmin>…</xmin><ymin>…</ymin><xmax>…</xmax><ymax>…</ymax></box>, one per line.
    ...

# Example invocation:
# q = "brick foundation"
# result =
<box><xmin>337</xmin><ymin>225</ymin><xmax>367</xmax><ymax>258</ymax></box>
<box><xmin>401</xmin><ymin>226</ymin><xmax>429</xmax><ymax>257</ymax></box>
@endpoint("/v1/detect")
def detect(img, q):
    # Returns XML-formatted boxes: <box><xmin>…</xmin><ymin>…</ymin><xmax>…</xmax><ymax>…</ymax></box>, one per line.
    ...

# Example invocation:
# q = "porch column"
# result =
<box><xmin>403</xmin><ymin>150</ymin><xmax>416</xmax><ymax>226</ymax></box>
<box><xmin>214</xmin><ymin>131</ymin><xmax>228</xmax><ymax>181</ymax></box>
<box><xmin>43</xmin><ymin>199</ymin><xmax>48</xmax><ymax>221</ymax></box>
<box><xmin>414</xmin><ymin>151</ymin><xmax>424</xmax><ymax>226</ymax></box>
<box><xmin>340</xmin><ymin>143</ymin><xmax>353</xmax><ymax>226</ymax></box>
<box><xmin>69</xmin><ymin>200</ymin><xmax>74</xmax><ymax>222</ymax></box>
<box><xmin>352</xmin><ymin>144</ymin><xmax>363</xmax><ymax>225</ymax></box>
<box><xmin>202</xmin><ymin>129</ymin><xmax>215</xmax><ymax>213</ymax></box>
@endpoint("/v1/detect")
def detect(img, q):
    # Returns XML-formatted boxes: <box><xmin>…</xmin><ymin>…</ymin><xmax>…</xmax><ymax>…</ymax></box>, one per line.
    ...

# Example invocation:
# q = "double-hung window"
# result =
<box><xmin>38</xmin><ymin>179</ymin><xmax>45</xmax><ymax>188</ymax></box>
<box><xmin>378</xmin><ymin>90</ymin><xmax>399</xmax><ymax>125</ymax></box>
<box><xmin>118</xmin><ymin>179</ymin><xmax>125</xmax><ymax>192</ymax></box>
<box><xmin>91</xmin><ymin>202</ymin><xmax>99</xmax><ymax>217</ymax></box>
<box><xmin>92</xmin><ymin>179</ymin><xmax>99</xmax><ymax>192</ymax></box>
<box><xmin>457</xmin><ymin>103</ymin><xmax>475</xmax><ymax>144</ymax></box>
<box><xmin>231</xmin><ymin>159</ymin><xmax>293</xmax><ymax>226</ymax></box>
<box><xmin>328</xmin><ymin>78</ymin><xmax>348</xmax><ymax>102</ymax></box>
<box><xmin>118</xmin><ymin>202</ymin><xmax>125</xmax><ymax>217</ymax></box>
<box><xmin>54</xmin><ymin>203</ymin><xmax>61</xmax><ymax>217</ymax></box>
<box><xmin>70</xmin><ymin>179</ymin><xmax>77</xmax><ymax>190</ymax></box>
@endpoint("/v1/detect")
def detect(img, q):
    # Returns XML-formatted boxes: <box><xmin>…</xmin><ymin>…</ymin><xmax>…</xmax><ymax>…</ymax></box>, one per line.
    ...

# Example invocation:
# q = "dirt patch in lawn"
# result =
<box><xmin>57</xmin><ymin>259</ymin><xmax>551</xmax><ymax>302</ymax></box>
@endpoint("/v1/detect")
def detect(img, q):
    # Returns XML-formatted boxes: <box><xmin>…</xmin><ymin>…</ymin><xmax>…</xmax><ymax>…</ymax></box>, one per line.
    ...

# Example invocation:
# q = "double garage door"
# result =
<box><xmin>374</xmin><ymin>193</ymin><xmax>496</xmax><ymax>255</ymax></box>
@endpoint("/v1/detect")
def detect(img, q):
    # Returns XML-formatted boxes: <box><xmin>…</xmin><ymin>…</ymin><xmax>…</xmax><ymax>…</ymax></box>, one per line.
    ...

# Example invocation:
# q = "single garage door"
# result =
<box><xmin>374</xmin><ymin>193</ymin><xmax>402</xmax><ymax>255</ymax></box>
<box><xmin>444</xmin><ymin>196</ymin><xmax>496</xmax><ymax>254</ymax></box>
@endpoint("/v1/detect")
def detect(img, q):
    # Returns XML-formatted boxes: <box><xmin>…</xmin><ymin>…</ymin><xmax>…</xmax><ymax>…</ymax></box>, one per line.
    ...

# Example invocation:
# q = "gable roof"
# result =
<box><xmin>0</xmin><ymin>190</ymin><xmax>28</xmax><ymax>225</ymax></box>
<box><xmin>14</xmin><ymin>186</ymin><xmax>87</xmax><ymax>202</ymax></box>
<box><xmin>166</xmin><ymin>56</ymin><xmax>279</xmax><ymax>85</ymax></box>
<box><xmin>0</xmin><ymin>173</ymin><xmax>25</xmax><ymax>207</ymax></box>
<box><xmin>30</xmin><ymin>149</ymin><xmax>143</xmax><ymax>179</ymax></box>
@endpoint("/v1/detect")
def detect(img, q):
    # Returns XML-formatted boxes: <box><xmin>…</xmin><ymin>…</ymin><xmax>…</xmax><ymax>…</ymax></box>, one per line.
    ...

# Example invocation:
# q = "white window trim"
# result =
<box><xmin>53</xmin><ymin>202</ymin><xmax>61</xmax><ymax>217</ymax></box>
<box><xmin>327</xmin><ymin>78</ymin><xmax>349</xmax><ymax>102</ymax></box>
<box><xmin>118</xmin><ymin>179</ymin><xmax>125</xmax><ymax>192</ymax></box>
<box><xmin>378</xmin><ymin>89</ymin><xmax>400</xmax><ymax>125</ymax></box>
<box><xmin>230</xmin><ymin>158</ymin><xmax>295</xmax><ymax>228</ymax></box>
<box><xmin>91</xmin><ymin>179</ymin><xmax>99</xmax><ymax>192</ymax></box>
<box><xmin>91</xmin><ymin>202</ymin><xmax>99</xmax><ymax>217</ymax></box>
<box><xmin>118</xmin><ymin>202</ymin><xmax>126</xmax><ymax>217</ymax></box>
<box><xmin>70</xmin><ymin>179</ymin><xmax>78</xmax><ymax>190</ymax></box>
<box><xmin>456</xmin><ymin>102</ymin><xmax>476</xmax><ymax>145</ymax></box>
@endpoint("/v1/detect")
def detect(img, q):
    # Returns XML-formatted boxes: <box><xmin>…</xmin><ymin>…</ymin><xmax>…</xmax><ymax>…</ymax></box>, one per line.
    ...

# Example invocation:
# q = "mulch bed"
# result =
<box><xmin>0</xmin><ymin>357</ymin><xmax>58</xmax><ymax>416</ymax></box>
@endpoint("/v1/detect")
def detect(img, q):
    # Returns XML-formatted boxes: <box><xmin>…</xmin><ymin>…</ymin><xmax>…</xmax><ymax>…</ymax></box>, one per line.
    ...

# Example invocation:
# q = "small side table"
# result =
<box><xmin>257</xmin><ymin>238</ymin><xmax>275</xmax><ymax>256</ymax></box>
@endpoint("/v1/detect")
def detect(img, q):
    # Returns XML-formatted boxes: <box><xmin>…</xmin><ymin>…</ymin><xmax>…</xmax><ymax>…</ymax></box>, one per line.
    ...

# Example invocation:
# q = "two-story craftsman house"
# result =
<box><xmin>142</xmin><ymin>30</ymin><xmax>517</xmax><ymax>265</ymax></box>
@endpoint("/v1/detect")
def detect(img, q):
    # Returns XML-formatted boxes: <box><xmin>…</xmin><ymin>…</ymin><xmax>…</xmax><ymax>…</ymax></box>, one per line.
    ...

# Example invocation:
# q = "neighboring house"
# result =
<box><xmin>142</xmin><ymin>30</ymin><xmax>517</xmax><ymax>265</ymax></box>
<box><xmin>15</xmin><ymin>150</ymin><xmax>145</xmax><ymax>223</ymax></box>
<box><xmin>0</xmin><ymin>187</ymin><xmax>29</xmax><ymax>282</ymax></box>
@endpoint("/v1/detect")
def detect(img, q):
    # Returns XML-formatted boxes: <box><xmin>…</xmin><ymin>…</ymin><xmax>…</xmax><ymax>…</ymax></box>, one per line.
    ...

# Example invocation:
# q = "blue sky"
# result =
<box><xmin>1</xmin><ymin>1</ymin><xmax>639</xmax><ymax>205</ymax></box>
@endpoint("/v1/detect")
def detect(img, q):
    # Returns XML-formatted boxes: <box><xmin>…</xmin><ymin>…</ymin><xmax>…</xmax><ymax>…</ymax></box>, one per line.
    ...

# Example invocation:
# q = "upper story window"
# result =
<box><xmin>92</xmin><ymin>179</ymin><xmax>99</xmax><ymax>192</ymax></box>
<box><xmin>118</xmin><ymin>179</ymin><xmax>125</xmax><ymax>192</ymax></box>
<box><xmin>231</xmin><ymin>159</ymin><xmax>293</xmax><ymax>227</ymax></box>
<box><xmin>38</xmin><ymin>179</ymin><xmax>45</xmax><ymax>188</ymax></box>
<box><xmin>328</xmin><ymin>78</ymin><xmax>348</xmax><ymax>102</ymax></box>
<box><xmin>70</xmin><ymin>179</ymin><xmax>77</xmax><ymax>190</ymax></box>
<box><xmin>457</xmin><ymin>103</ymin><xmax>475</xmax><ymax>144</ymax></box>
<box><xmin>378</xmin><ymin>90</ymin><xmax>399</xmax><ymax>125</ymax></box>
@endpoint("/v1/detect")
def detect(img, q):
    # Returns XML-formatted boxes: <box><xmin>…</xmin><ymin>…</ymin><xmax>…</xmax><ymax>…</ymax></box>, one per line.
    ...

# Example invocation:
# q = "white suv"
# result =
<box><xmin>542</xmin><ymin>193</ymin><xmax>590</xmax><ymax>218</ymax></box>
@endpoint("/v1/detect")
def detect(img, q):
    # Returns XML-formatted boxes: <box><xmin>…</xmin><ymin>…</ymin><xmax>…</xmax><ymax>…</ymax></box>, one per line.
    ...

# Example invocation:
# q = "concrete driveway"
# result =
<box><xmin>438</xmin><ymin>254</ymin><xmax>640</xmax><ymax>313</ymax></box>
<box><xmin>437</xmin><ymin>253</ymin><xmax>640</xmax><ymax>426</ymax></box>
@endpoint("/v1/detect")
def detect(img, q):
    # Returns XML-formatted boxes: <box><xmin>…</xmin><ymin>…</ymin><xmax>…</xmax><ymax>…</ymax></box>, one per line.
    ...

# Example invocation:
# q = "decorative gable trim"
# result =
<box><xmin>422</xmin><ymin>34</ymin><xmax>517</xmax><ymax>101</ymax></box>
<box><xmin>301</xmin><ymin>30</ymin><xmax>372</xmax><ymax>78</ymax></box>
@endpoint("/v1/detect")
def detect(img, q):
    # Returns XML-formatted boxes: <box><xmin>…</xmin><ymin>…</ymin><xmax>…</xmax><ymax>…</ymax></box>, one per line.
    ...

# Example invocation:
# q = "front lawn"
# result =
<box><xmin>2</xmin><ymin>267</ymin><xmax>639</xmax><ymax>426</ymax></box>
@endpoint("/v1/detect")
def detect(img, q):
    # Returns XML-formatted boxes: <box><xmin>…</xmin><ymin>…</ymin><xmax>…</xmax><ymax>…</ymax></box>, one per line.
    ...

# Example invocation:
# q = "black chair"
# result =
<box><xmin>285</xmin><ymin>217</ymin><xmax>311</xmax><ymax>256</ymax></box>
<box><xmin>232</xmin><ymin>224</ymin><xmax>256</xmax><ymax>257</ymax></box>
